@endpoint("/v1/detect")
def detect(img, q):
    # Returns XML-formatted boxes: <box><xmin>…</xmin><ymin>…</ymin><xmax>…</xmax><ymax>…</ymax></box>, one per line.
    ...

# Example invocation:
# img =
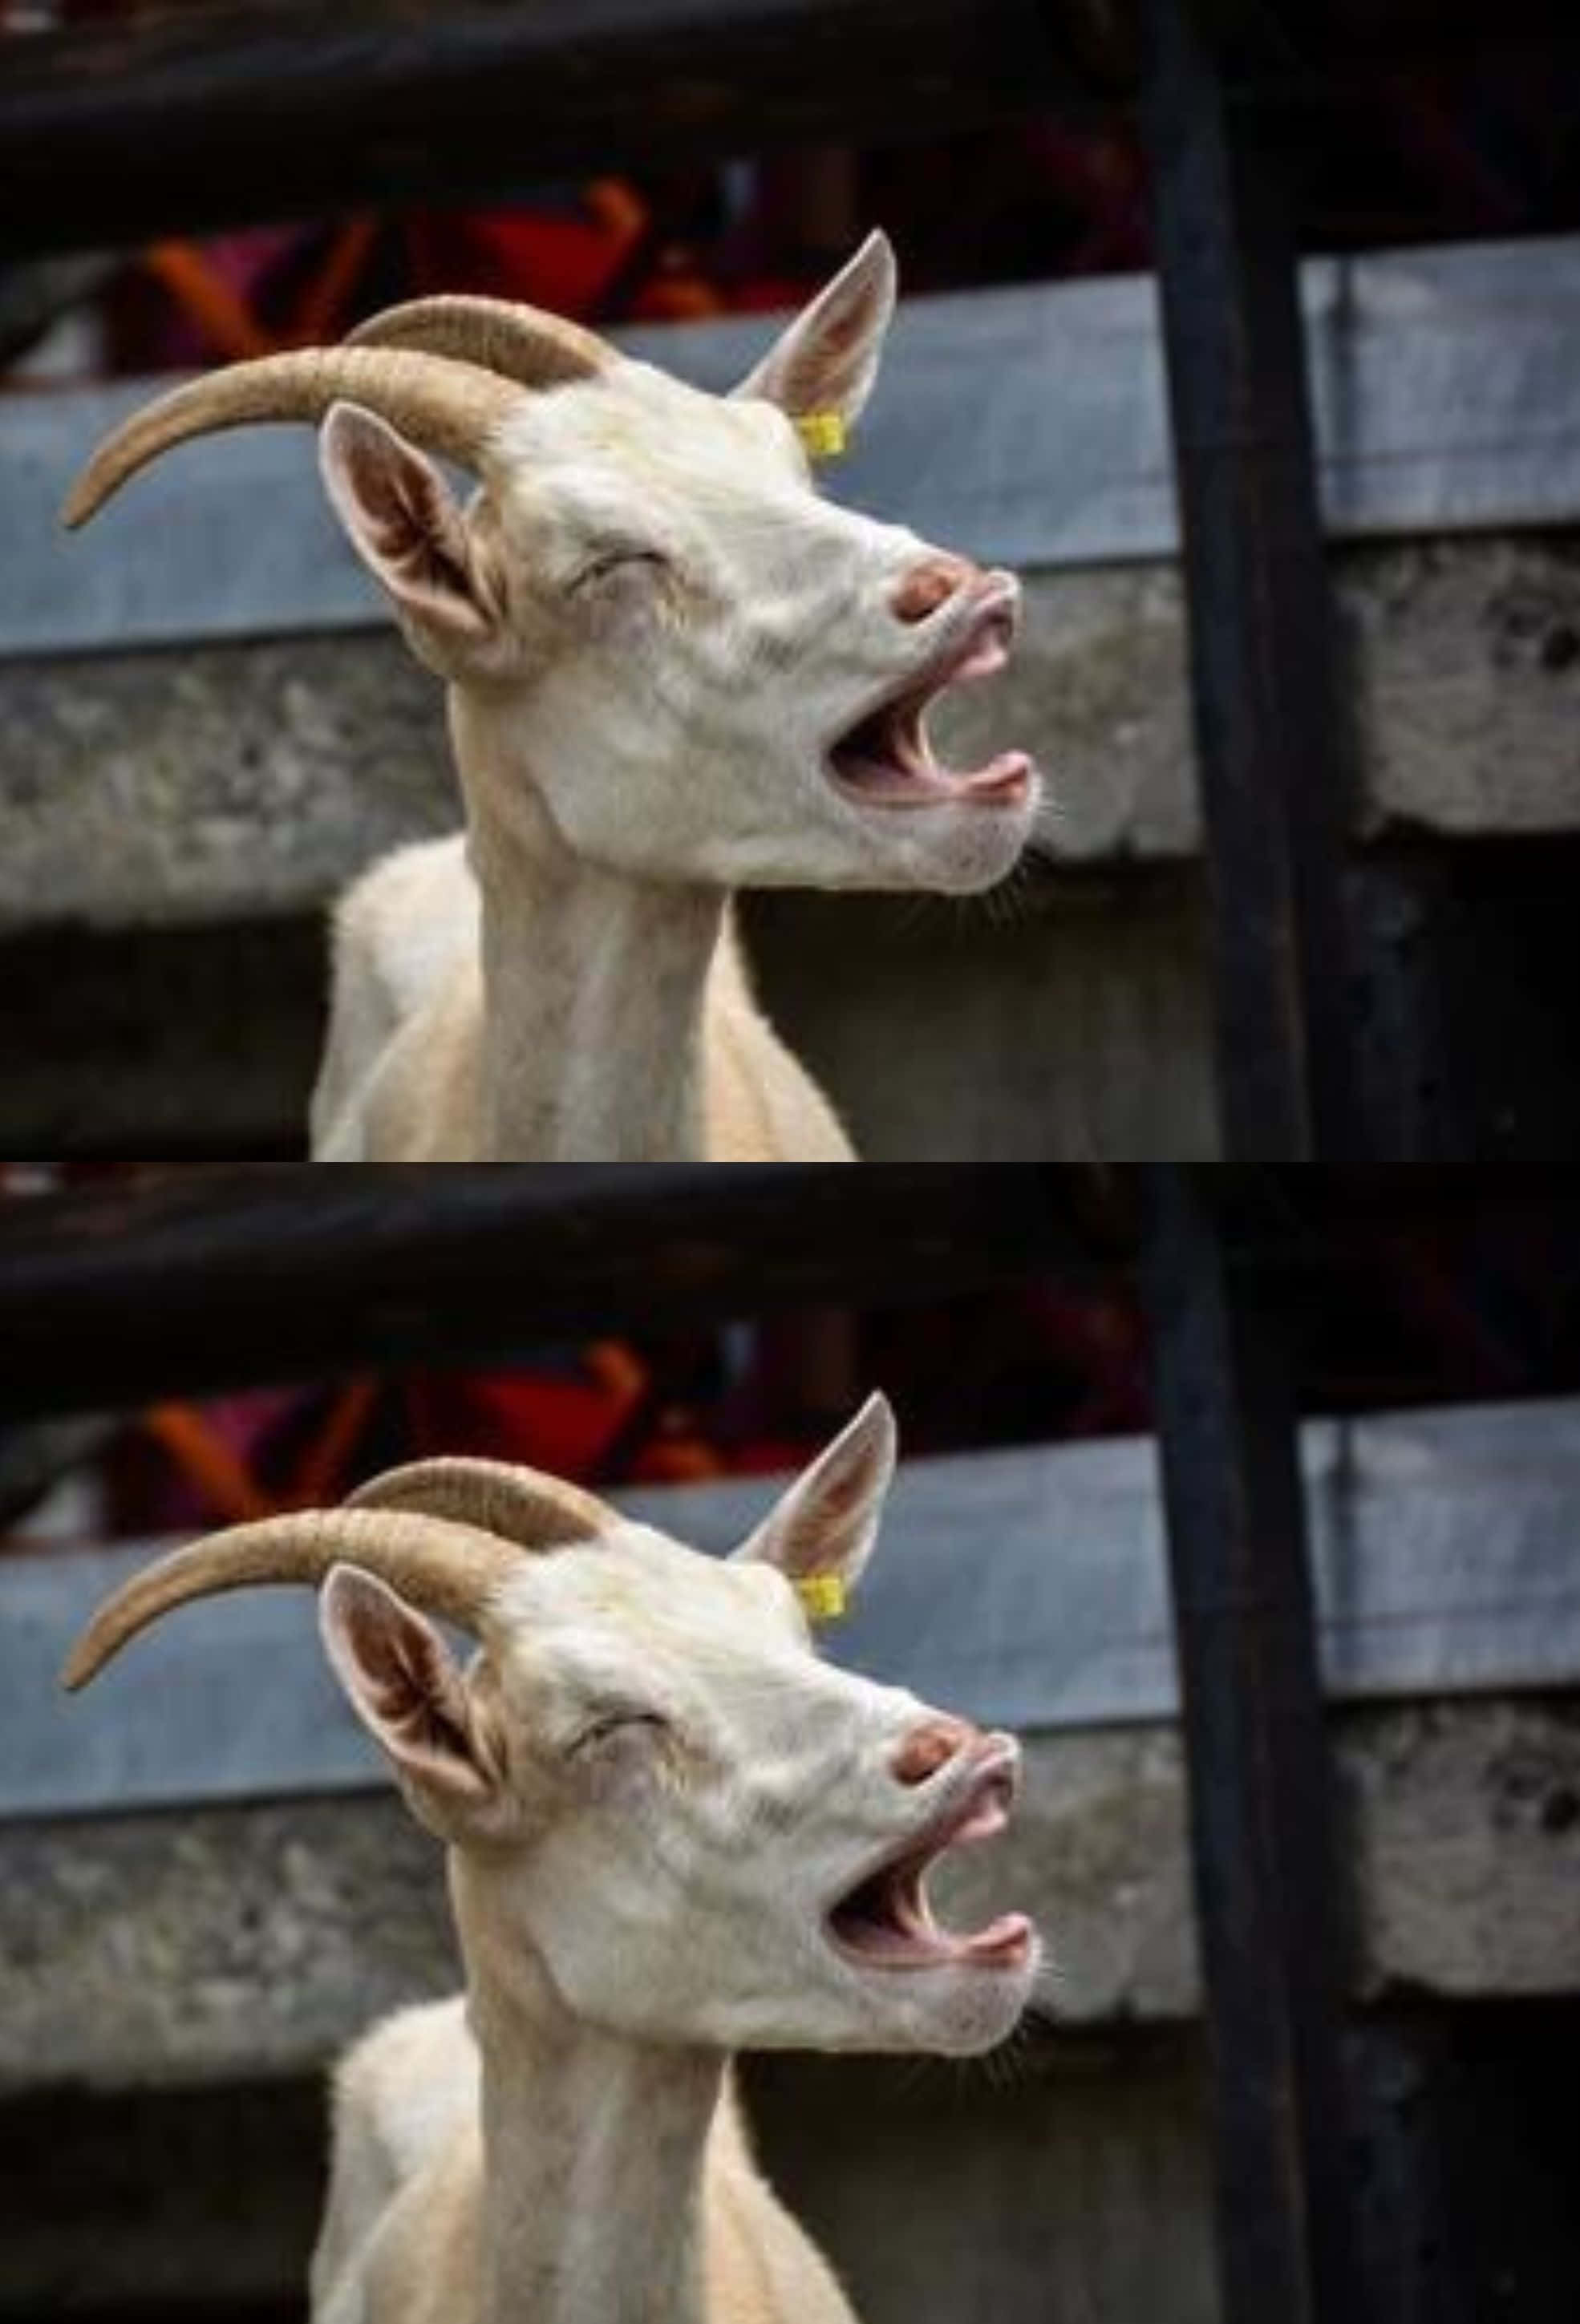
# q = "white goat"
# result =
<box><xmin>64</xmin><ymin>1395</ymin><xmax>1038</xmax><ymax>2324</ymax></box>
<box><xmin>64</xmin><ymin>236</ymin><xmax>1039</xmax><ymax>1162</ymax></box>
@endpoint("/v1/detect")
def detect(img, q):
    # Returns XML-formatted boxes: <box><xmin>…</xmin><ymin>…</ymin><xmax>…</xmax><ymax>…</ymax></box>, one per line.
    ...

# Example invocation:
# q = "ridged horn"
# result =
<box><xmin>345</xmin><ymin>1457</ymin><xmax>614</xmax><ymax>1545</ymax></box>
<box><xmin>62</xmin><ymin>346</ymin><xmax>525</xmax><ymax>529</ymax></box>
<box><xmin>60</xmin><ymin>1507</ymin><xmax>528</xmax><ymax>1692</ymax></box>
<box><xmin>346</xmin><ymin>296</ymin><xmax>613</xmax><ymax>388</ymax></box>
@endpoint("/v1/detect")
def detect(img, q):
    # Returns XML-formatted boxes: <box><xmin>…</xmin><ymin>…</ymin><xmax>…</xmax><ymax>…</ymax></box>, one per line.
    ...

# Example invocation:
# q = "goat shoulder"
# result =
<box><xmin>310</xmin><ymin>836</ymin><xmax>479</xmax><ymax>1158</ymax></box>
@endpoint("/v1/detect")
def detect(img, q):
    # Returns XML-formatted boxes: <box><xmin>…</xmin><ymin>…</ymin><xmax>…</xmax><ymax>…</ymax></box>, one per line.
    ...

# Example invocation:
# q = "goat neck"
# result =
<box><xmin>455</xmin><ymin>690</ymin><xmax>724</xmax><ymax>1162</ymax></box>
<box><xmin>456</xmin><ymin>1852</ymin><xmax>723</xmax><ymax>2324</ymax></box>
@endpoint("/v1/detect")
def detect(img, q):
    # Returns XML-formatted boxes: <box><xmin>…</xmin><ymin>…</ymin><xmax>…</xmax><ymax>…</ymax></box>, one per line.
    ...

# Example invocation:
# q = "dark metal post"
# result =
<box><xmin>1137</xmin><ymin>0</ymin><xmax>1362</xmax><ymax>1160</ymax></box>
<box><xmin>1140</xmin><ymin>1166</ymin><xmax>1370</xmax><ymax>2324</ymax></box>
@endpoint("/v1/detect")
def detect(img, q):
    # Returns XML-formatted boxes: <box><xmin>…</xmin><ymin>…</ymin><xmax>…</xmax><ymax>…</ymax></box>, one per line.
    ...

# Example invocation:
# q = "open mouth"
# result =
<box><xmin>826</xmin><ymin>1750</ymin><xmax>1035</xmax><ymax>1972</ymax></box>
<box><xmin>827</xmin><ymin>593</ymin><xmax>1035</xmax><ymax>812</ymax></box>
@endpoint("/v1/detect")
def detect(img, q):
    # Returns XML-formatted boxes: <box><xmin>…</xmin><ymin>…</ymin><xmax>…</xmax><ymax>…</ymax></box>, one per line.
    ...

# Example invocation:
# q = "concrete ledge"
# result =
<box><xmin>4</xmin><ymin>535</ymin><xmax>1580</xmax><ymax>945</ymax></box>
<box><xmin>4</xmin><ymin>1698</ymin><xmax>1578</xmax><ymax>2100</ymax></box>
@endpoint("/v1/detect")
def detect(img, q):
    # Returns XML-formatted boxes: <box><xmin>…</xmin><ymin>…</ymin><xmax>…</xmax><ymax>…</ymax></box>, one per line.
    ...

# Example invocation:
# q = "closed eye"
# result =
<box><xmin>569</xmin><ymin>548</ymin><xmax>669</xmax><ymax>593</ymax></box>
<box><xmin>568</xmin><ymin>1710</ymin><xmax>668</xmax><ymax>1755</ymax></box>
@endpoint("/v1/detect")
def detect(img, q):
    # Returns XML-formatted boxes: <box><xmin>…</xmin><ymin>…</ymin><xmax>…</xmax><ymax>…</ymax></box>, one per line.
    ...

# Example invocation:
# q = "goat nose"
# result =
<box><xmin>890</xmin><ymin>553</ymin><xmax>980</xmax><ymax>625</ymax></box>
<box><xmin>891</xmin><ymin>1715</ymin><xmax>982</xmax><ymax>1786</ymax></box>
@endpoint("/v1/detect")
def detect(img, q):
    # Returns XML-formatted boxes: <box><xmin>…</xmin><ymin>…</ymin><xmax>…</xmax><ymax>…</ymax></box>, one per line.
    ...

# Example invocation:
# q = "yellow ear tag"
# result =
<box><xmin>796</xmin><ymin>411</ymin><xmax>848</xmax><ymax>462</ymax></box>
<box><xmin>795</xmin><ymin>1574</ymin><xmax>848</xmax><ymax>1624</ymax></box>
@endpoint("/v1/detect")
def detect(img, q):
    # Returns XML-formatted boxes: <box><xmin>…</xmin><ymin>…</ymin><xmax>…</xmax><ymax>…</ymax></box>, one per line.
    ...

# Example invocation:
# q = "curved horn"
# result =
<box><xmin>63</xmin><ymin>346</ymin><xmax>525</xmax><ymax>529</ymax></box>
<box><xmin>61</xmin><ymin>1508</ymin><xmax>526</xmax><ymax>1692</ymax></box>
<box><xmin>346</xmin><ymin>296</ymin><xmax>613</xmax><ymax>389</ymax></box>
<box><xmin>345</xmin><ymin>1456</ymin><xmax>614</xmax><ymax>1546</ymax></box>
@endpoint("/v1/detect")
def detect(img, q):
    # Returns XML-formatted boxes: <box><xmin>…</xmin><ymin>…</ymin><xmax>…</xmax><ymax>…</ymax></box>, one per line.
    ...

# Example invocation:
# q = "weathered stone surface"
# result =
<box><xmin>746</xmin><ymin>2036</ymin><xmax>1219</xmax><ymax>2324</ymax></box>
<box><xmin>1346</xmin><ymin>1695</ymin><xmax>1580</xmax><ymax>1997</ymax></box>
<box><xmin>5</xmin><ymin>1699</ymin><xmax>1578</xmax><ymax>2100</ymax></box>
<box><xmin>0</xmin><ymin>1793</ymin><xmax>456</xmax><ymax>2095</ymax></box>
<box><xmin>1345</xmin><ymin>535</ymin><xmax>1580</xmax><ymax>836</ymax></box>
<box><xmin>0</xmin><ymin>629</ymin><xmax>448</xmax><ymax>934</ymax></box>
<box><xmin>0</xmin><ymin>914</ymin><xmax>323</xmax><ymax>1154</ymax></box>
<box><xmin>3</xmin><ymin>532</ymin><xmax>1580</xmax><ymax>939</ymax></box>
<box><xmin>743</xmin><ymin>867</ymin><xmax>1217</xmax><ymax>1160</ymax></box>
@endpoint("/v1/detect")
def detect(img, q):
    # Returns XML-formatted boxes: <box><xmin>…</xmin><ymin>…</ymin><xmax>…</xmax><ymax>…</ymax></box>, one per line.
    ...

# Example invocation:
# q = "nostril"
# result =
<box><xmin>890</xmin><ymin>553</ymin><xmax>978</xmax><ymax>626</ymax></box>
<box><xmin>891</xmin><ymin>1715</ymin><xmax>980</xmax><ymax>1786</ymax></box>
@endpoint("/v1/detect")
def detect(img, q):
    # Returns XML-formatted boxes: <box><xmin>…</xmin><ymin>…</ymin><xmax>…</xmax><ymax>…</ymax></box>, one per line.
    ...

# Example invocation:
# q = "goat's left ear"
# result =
<box><xmin>732</xmin><ymin>1391</ymin><xmax>897</xmax><ymax>1593</ymax></box>
<box><xmin>318</xmin><ymin>403</ymin><xmax>509</xmax><ymax>681</ymax></box>
<box><xmin>319</xmin><ymin>1564</ymin><xmax>512</xmax><ymax>1844</ymax></box>
<box><xmin>730</xmin><ymin>229</ymin><xmax>897</xmax><ymax>431</ymax></box>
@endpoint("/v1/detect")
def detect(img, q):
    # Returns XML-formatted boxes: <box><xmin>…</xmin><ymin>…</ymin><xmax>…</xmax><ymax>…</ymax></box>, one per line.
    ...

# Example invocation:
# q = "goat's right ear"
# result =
<box><xmin>730</xmin><ymin>229</ymin><xmax>897</xmax><ymax>431</ymax></box>
<box><xmin>732</xmin><ymin>1391</ymin><xmax>897</xmax><ymax>1596</ymax></box>
<box><xmin>319</xmin><ymin>1564</ymin><xmax>512</xmax><ymax>1844</ymax></box>
<box><xmin>318</xmin><ymin>403</ymin><xmax>509</xmax><ymax>680</ymax></box>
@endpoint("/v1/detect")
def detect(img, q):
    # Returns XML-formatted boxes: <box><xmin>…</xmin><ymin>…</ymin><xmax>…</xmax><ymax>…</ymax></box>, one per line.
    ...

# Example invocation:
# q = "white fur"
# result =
<box><xmin>307</xmin><ymin>1401</ymin><xmax>1039</xmax><ymax>2324</ymax></box>
<box><xmin>308</xmin><ymin>238</ymin><xmax>1039</xmax><ymax>1160</ymax></box>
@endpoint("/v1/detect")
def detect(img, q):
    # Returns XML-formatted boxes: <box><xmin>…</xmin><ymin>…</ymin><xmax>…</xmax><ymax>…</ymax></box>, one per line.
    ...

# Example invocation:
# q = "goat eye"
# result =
<box><xmin>570</xmin><ymin>549</ymin><xmax>666</xmax><ymax>593</ymax></box>
<box><xmin>569</xmin><ymin>1711</ymin><xmax>666</xmax><ymax>1755</ymax></box>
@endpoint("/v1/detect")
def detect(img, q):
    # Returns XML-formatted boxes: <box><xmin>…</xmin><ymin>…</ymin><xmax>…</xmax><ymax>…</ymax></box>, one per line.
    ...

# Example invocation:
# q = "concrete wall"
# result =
<box><xmin>4</xmin><ymin>1699</ymin><xmax>1579</xmax><ymax>2318</ymax></box>
<box><xmin>6</xmin><ymin>239</ymin><xmax>1580</xmax><ymax>1156</ymax></box>
<box><xmin>5</xmin><ymin>532</ymin><xmax>1580</xmax><ymax>1156</ymax></box>
<box><xmin>6</xmin><ymin>1401</ymin><xmax>1580</xmax><ymax>2315</ymax></box>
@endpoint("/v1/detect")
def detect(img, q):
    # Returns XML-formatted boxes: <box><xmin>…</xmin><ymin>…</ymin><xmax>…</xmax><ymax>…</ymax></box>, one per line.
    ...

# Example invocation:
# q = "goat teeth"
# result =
<box><xmin>890</xmin><ymin>701</ymin><xmax>932</xmax><ymax>777</ymax></box>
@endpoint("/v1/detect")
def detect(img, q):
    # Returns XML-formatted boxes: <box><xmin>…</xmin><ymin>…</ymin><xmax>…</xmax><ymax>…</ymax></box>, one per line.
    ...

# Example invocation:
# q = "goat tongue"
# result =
<box><xmin>830</xmin><ymin>694</ymin><xmax>1032</xmax><ymax>806</ymax></box>
<box><xmin>829</xmin><ymin>1853</ymin><xmax>1031</xmax><ymax>1967</ymax></box>
<box><xmin>827</xmin><ymin>1762</ymin><xmax>1031</xmax><ymax>1969</ymax></box>
<box><xmin>828</xmin><ymin>602</ymin><xmax>1031</xmax><ymax>807</ymax></box>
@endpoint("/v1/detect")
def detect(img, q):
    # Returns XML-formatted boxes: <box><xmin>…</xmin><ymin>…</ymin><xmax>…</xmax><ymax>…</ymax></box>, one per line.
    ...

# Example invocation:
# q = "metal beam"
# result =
<box><xmin>1140</xmin><ymin>1164</ymin><xmax>1371</xmax><ymax>2324</ymax></box>
<box><xmin>1137</xmin><ymin>0</ymin><xmax>1362</xmax><ymax>1159</ymax></box>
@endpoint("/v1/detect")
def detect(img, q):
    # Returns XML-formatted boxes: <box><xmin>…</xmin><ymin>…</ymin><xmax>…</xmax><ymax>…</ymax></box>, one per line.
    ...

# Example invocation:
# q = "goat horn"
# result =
<box><xmin>346</xmin><ymin>297</ymin><xmax>613</xmax><ymax>387</ymax></box>
<box><xmin>345</xmin><ymin>1456</ymin><xmax>615</xmax><ymax>1545</ymax></box>
<box><xmin>60</xmin><ymin>1508</ymin><xmax>530</xmax><ymax>1691</ymax></box>
<box><xmin>62</xmin><ymin>346</ymin><xmax>525</xmax><ymax>529</ymax></box>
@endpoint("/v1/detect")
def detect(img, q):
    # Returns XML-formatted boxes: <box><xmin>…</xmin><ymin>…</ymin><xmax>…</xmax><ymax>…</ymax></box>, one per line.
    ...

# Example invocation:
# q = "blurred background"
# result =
<box><xmin>4</xmin><ymin>5</ymin><xmax>1578</xmax><ymax>380</ymax></box>
<box><xmin>2</xmin><ymin>1162</ymin><xmax>1578</xmax><ymax>2321</ymax></box>
<box><xmin>2</xmin><ymin>3</ymin><xmax>1579</xmax><ymax>1158</ymax></box>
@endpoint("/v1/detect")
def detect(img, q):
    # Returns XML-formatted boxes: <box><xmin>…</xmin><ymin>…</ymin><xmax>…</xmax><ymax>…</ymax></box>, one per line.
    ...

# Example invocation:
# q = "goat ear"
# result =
<box><xmin>319</xmin><ymin>1564</ymin><xmax>509</xmax><ymax>1842</ymax></box>
<box><xmin>318</xmin><ymin>403</ymin><xmax>507</xmax><ymax>678</ymax></box>
<box><xmin>733</xmin><ymin>1391</ymin><xmax>897</xmax><ymax>1591</ymax></box>
<box><xmin>730</xmin><ymin>229</ymin><xmax>897</xmax><ymax>430</ymax></box>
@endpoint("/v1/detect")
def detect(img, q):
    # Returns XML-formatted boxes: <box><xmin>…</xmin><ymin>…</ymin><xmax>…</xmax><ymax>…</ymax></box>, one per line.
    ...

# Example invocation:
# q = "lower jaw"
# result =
<box><xmin>829</xmin><ymin>1918</ymin><xmax>1039</xmax><ymax>1978</ymax></box>
<box><xmin>828</xmin><ymin>751</ymin><xmax>1036</xmax><ymax>814</ymax></box>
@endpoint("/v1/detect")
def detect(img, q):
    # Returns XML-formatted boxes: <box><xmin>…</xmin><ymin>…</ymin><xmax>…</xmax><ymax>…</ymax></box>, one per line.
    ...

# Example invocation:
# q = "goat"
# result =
<box><xmin>63</xmin><ymin>1395</ymin><xmax>1039</xmax><ymax>2324</ymax></box>
<box><xmin>63</xmin><ymin>236</ymin><xmax>1040</xmax><ymax>1161</ymax></box>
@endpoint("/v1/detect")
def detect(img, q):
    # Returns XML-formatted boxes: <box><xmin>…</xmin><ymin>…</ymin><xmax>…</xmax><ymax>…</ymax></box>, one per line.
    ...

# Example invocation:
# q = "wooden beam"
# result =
<box><xmin>1140</xmin><ymin>1164</ymin><xmax>1373</xmax><ymax>2324</ymax></box>
<box><xmin>0</xmin><ymin>1164</ymin><xmax>1098</xmax><ymax>1419</ymax></box>
<box><xmin>0</xmin><ymin>0</ymin><xmax>1077</xmax><ymax>263</ymax></box>
<box><xmin>1137</xmin><ymin>0</ymin><xmax>1364</xmax><ymax>1160</ymax></box>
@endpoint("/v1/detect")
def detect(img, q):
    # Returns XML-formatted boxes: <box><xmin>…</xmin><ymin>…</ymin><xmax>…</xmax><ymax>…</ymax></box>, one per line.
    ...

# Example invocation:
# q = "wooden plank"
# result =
<box><xmin>0</xmin><ymin>1164</ymin><xmax>1088</xmax><ymax>1420</ymax></box>
<box><xmin>0</xmin><ymin>0</ymin><xmax>1076</xmax><ymax>263</ymax></box>
<box><xmin>8</xmin><ymin>1396</ymin><xmax>1580</xmax><ymax>1820</ymax></box>
<box><xmin>1140</xmin><ymin>1164</ymin><xmax>1370</xmax><ymax>2324</ymax></box>
<box><xmin>11</xmin><ymin>237</ymin><xmax>1580</xmax><ymax>662</ymax></box>
<box><xmin>0</xmin><ymin>0</ymin><xmax>1568</xmax><ymax>267</ymax></box>
<box><xmin>1139</xmin><ymin>0</ymin><xmax>1361</xmax><ymax>1159</ymax></box>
